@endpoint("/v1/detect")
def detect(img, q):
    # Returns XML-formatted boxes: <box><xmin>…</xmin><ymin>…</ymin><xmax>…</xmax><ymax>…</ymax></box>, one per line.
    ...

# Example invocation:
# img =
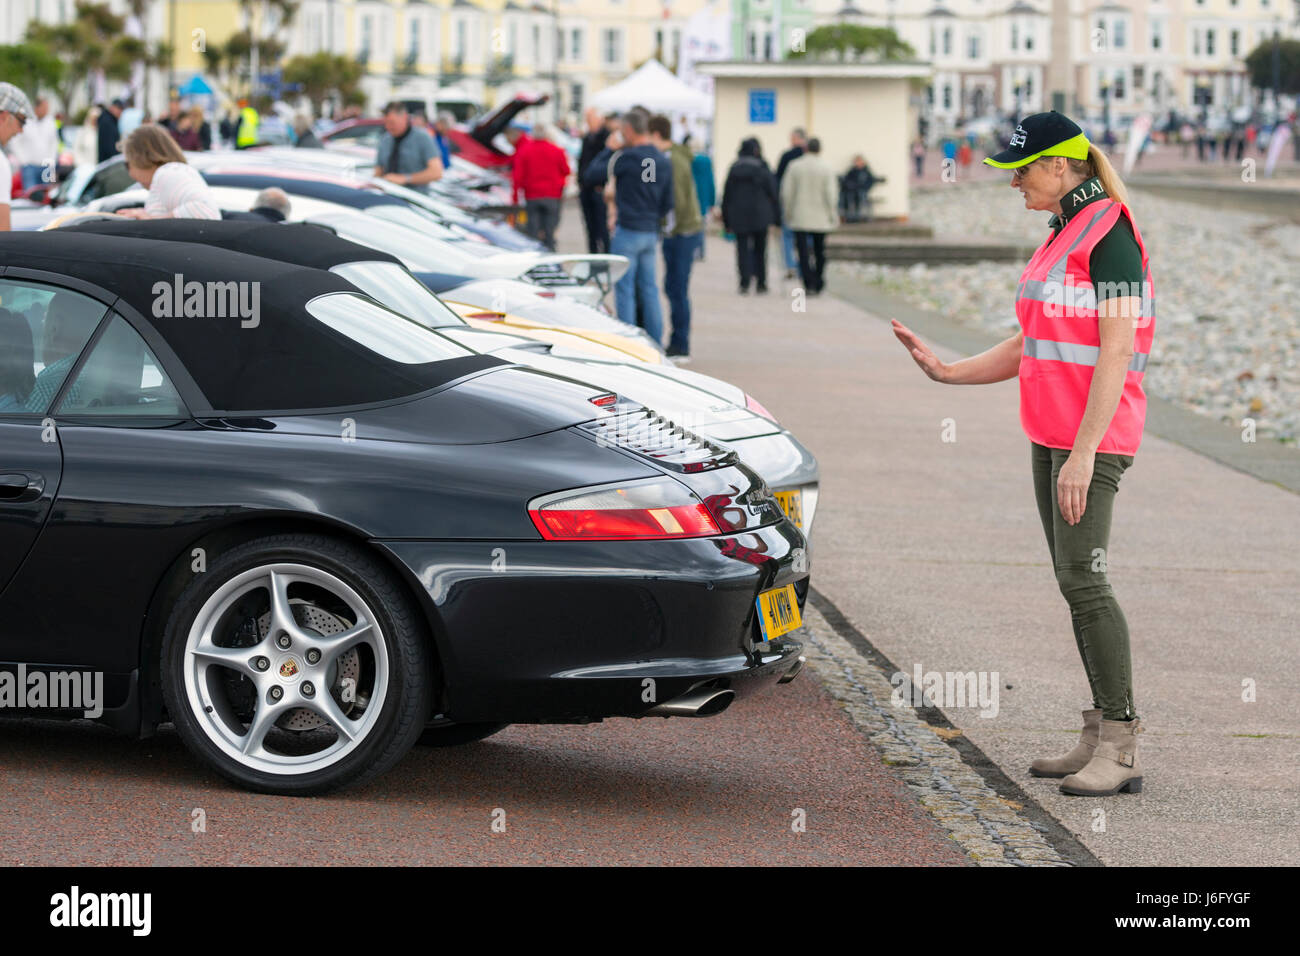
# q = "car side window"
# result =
<box><xmin>80</xmin><ymin>161</ymin><xmax>135</xmax><ymax>203</ymax></box>
<box><xmin>0</xmin><ymin>282</ymin><xmax>108</xmax><ymax>415</ymax></box>
<box><xmin>56</xmin><ymin>314</ymin><xmax>186</xmax><ymax>417</ymax></box>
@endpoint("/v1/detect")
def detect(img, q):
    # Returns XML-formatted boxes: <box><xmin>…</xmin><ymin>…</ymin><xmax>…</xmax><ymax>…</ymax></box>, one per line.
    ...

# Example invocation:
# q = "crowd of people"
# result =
<box><xmin>576</xmin><ymin>106</ymin><xmax>716</xmax><ymax>357</ymax></box>
<box><xmin>570</xmin><ymin>115</ymin><xmax>862</xmax><ymax>356</ymax></box>
<box><xmin>0</xmin><ymin>78</ymin><xmax>354</xmax><ymax>231</ymax></box>
<box><xmin>3</xmin><ymin>77</ymin><xmax>882</xmax><ymax>354</ymax></box>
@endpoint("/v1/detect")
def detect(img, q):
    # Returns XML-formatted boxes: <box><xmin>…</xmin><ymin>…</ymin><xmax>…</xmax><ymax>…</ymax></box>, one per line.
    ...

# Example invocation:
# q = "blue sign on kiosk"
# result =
<box><xmin>748</xmin><ymin>89</ymin><xmax>776</xmax><ymax>124</ymax></box>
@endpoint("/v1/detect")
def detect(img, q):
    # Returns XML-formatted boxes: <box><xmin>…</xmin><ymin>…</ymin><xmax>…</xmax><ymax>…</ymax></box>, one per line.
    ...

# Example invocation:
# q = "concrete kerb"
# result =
<box><xmin>801</xmin><ymin>588</ymin><xmax>1101</xmax><ymax>868</ymax></box>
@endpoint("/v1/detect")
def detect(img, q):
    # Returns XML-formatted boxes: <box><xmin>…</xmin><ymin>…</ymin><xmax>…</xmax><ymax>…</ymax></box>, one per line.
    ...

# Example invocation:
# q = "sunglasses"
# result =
<box><xmin>3</xmin><ymin>111</ymin><xmax>26</xmax><ymax>128</ymax></box>
<box><xmin>1010</xmin><ymin>159</ymin><xmax>1041</xmax><ymax>183</ymax></box>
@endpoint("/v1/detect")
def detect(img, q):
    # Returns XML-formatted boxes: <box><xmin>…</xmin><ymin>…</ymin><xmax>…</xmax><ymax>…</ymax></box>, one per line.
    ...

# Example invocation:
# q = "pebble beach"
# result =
<box><xmin>832</xmin><ymin>182</ymin><xmax>1300</xmax><ymax>442</ymax></box>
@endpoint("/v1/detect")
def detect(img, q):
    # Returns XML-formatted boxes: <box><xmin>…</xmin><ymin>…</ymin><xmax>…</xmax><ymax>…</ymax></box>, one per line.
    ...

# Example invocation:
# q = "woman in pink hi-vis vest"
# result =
<box><xmin>892</xmin><ymin>112</ymin><xmax>1154</xmax><ymax>798</ymax></box>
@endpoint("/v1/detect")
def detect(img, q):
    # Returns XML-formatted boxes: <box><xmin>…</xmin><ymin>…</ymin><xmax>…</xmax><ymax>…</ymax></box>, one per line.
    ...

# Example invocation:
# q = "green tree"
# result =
<box><xmin>0</xmin><ymin>43</ymin><xmax>66</xmax><ymax>99</ymax></box>
<box><xmin>25</xmin><ymin>2</ymin><xmax>146</xmax><ymax>111</ymax></box>
<box><xmin>789</xmin><ymin>24</ymin><xmax>916</xmax><ymax>63</ymax></box>
<box><xmin>1245</xmin><ymin>38</ymin><xmax>1300</xmax><ymax>97</ymax></box>
<box><xmin>282</xmin><ymin>52</ymin><xmax>365</xmax><ymax>115</ymax></box>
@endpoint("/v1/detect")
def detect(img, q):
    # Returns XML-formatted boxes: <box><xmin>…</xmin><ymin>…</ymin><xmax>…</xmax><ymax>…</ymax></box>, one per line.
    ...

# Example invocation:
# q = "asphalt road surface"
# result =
<box><xmin>0</xmin><ymin>670</ymin><xmax>965</xmax><ymax>866</ymax></box>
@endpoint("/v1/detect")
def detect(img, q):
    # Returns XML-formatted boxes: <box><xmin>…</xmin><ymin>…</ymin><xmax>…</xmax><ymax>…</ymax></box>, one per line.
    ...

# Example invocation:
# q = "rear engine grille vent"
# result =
<box><xmin>525</xmin><ymin>263</ymin><xmax>581</xmax><ymax>287</ymax></box>
<box><xmin>578</xmin><ymin>409</ymin><xmax>737</xmax><ymax>473</ymax></box>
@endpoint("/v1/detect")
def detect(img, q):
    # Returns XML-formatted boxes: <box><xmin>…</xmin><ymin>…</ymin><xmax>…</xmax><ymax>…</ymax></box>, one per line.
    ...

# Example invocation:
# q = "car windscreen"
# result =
<box><xmin>328</xmin><ymin>262</ymin><xmax>468</xmax><ymax>329</ymax></box>
<box><xmin>319</xmin><ymin>216</ymin><xmax>479</xmax><ymax>272</ymax></box>
<box><xmin>154</xmin><ymin>289</ymin><xmax>501</xmax><ymax>413</ymax></box>
<box><xmin>363</xmin><ymin>203</ymin><xmax>466</xmax><ymax>241</ymax></box>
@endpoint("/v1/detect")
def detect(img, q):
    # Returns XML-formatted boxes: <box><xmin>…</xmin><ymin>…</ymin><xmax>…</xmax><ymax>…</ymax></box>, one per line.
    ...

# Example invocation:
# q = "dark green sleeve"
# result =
<box><xmin>1089</xmin><ymin>214</ymin><xmax>1144</xmax><ymax>302</ymax></box>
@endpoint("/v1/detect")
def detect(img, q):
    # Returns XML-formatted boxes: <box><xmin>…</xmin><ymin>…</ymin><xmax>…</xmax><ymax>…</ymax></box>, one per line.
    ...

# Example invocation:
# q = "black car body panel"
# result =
<box><xmin>0</xmin><ymin>232</ymin><xmax>808</xmax><ymax>739</ymax></box>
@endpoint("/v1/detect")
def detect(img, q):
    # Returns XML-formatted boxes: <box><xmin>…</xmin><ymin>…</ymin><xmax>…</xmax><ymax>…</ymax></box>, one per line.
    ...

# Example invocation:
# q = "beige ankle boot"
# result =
<box><xmin>1029</xmin><ymin>708</ymin><xmax>1101</xmax><ymax>778</ymax></box>
<box><xmin>1060</xmin><ymin>717</ymin><xmax>1143</xmax><ymax>796</ymax></box>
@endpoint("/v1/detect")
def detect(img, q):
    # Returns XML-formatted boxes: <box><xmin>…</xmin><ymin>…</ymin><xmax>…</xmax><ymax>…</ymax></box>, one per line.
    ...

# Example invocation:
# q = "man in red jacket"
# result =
<box><xmin>507</xmin><ymin>122</ymin><xmax>570</xmax><ymax>251</ymax></box>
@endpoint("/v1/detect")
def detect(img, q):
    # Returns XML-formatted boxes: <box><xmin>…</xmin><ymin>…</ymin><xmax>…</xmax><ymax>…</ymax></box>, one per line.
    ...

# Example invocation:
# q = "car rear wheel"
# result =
<box><xmin>417</xmin><ymin>719</ymin><xmax>510</xmax><ymax>747</ymax></box>
<box><xmin>162</xmin><ymin>534</ymin><xmax>432</xmax><ymax>795</ymax></box>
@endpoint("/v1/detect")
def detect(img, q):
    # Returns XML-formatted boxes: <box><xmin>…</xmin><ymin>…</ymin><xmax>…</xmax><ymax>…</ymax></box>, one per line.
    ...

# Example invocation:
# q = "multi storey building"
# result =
<box><xmin>5</xmin><ymin>0</ymin><xmax>1294</xmax><ymax>123</ymax></box>
<box><xmin>806</xmin><ymin>1</ymin><xmax>1298</xmax><ymax>126</ymax></box>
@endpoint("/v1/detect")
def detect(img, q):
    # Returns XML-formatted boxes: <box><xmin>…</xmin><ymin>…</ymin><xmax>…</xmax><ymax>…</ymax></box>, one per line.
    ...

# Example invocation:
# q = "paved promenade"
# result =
<box><xmin>556</xmin><ymin>204</ymin><xmax>1300</xmax><ymax>866</ymax></box>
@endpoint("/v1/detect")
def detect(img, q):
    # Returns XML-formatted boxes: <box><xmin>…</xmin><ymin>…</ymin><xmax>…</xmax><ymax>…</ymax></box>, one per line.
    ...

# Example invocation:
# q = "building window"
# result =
<box><xmin>763</xmin><ymin>31</ymin><xmax>773</xmax><ymax>60</ymax></box>
<box><xmin>1010</xmin><ymin>22</ymin><xmax>1019</xmax><ymax>51</ymax></box>
<box><xmin>1230</xmin><ymin>29</ymin><xmax>1240</xmax><ymax>57</ymax></box>
<box><xmin>942</xmin><ymin>84</ymin><xmax>951</xmax><ymax>109</ymax></box>
<box><xmin>1024</xmin><ymin>24</ymin><xmax>1034</xmax><ymax>51</ymax></box>
<box><xmin>1206</xmin><ymin>29</ymin><xmax>1215</xmax><ymax>56</ymax></box>
<box><xmin>360</xmin><ymin>16</ymin><xmax>373</xmax><ymax>60</ymax></box>
<box><xmin>602</xmin><ymin>28</ymin><xmax>623</xmax><ymax>67</ymax></box>
<box><xmin>1113</xmin><ymin>20</ymin><xmax>1125</xmax><ymax>50</ymax></box>
<box><xmin>942</xmin><ymin>28</ymin><xmax>951</xmax><ymax>56</ymax></box>
<box><xmin>571</xmin><ymin>83</ymin><xmax>583</xmax><ymax>114</ymax></box>
<box><xmin>532</xmin><ymin>24</ymin><xmax>541</xmax><ymax>63</ymax></box>
<box><xmin>1151</xmin><ymin>19</ymin><xmax>1163</xmax><ymax>52</ymax></box>
<box><xmin>967</xmin><ymin>32</ymin><xmax>980</xmax><ymax>59</ymax></box>
<box><xmin>571</xmin><ymin>28</ymin><xmax>582</xmax><ymax>62</ymax></box>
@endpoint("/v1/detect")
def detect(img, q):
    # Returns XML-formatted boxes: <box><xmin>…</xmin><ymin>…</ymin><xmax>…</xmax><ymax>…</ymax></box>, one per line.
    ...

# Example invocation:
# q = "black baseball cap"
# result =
<box><xmin>984</xmin><ymin>111</ymin><xmax>1090</xmax><ymax>169</ymax></box>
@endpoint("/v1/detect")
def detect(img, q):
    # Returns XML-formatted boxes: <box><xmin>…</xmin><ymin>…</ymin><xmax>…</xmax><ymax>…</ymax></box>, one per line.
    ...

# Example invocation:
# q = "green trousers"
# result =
<box><xmin>1031</xmin><ymin>442</ymin><xmax>1137</xmax><ymax>721</ymax></box>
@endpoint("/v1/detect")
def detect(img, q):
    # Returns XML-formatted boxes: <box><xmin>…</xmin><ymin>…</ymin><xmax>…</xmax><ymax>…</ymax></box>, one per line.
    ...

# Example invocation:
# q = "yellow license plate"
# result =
<box><xmin>774</xmin><ymin>489</ymin><xmax>803</xmax><ymax>529</ymax></box>
<box><xmin>755</xmin><ymin>584</ymin><xmax>802</xmax><ymax>642</ymax></box>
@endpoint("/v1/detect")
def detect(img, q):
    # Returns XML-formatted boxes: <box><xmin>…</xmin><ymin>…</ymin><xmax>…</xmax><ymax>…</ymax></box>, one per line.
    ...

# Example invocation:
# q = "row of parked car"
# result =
<box><xmin>0</xmin><ymin>125</ymin><xmax>818</xmax><ymax>794</ymax></box>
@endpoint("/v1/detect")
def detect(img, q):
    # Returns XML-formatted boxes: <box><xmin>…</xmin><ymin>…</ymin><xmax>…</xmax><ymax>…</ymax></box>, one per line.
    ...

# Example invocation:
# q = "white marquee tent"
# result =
<box><xmin>590</xmin><ymin>60</ymin><xmax>713</xmax><ymax>119</ymax></box>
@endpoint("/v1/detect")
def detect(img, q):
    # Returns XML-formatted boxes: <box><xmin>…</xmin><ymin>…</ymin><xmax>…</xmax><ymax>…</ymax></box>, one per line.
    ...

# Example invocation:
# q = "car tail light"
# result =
<box><xmin>534</xmin><ymin>291</ymin><xmax>556</xmax><ymax>298</ymax></box>
<box><xmin>589</xmin><ymin>393</ymin><xmax>618</xmax><ymax>408</ymax></box>
<box><xmin>463</xmin><ymin>311</ymin><xmax>504</xmax><ymax>321</ymax></box>
<box><xmin>529</xmin><ymin>477</ymin><xmax>721</xmax><ymax>541</ymax></box>
<box><xmin>745</xmin><ymin>393</ymin><xmax>778</xmax><ymax>422</ymax></box>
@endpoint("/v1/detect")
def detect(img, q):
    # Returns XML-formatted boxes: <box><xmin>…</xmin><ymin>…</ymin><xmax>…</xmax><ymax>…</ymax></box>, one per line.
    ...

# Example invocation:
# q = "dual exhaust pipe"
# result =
<box><xmin>644</xmin><ymin>656</ymin><xmax>806</xmax><ymax>718</ymax></box>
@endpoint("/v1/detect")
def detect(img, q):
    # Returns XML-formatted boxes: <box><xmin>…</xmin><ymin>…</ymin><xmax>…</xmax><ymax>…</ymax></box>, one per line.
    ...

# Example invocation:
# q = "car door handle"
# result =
<box><xmin>0</xmin><ymin>473</ymin><xmax>44</xmax><ymax>502</ymax></box>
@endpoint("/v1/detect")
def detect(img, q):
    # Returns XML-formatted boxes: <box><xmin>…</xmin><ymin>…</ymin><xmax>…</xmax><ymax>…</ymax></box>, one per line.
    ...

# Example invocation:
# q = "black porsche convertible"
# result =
<box><xmin>0</xmin><ymin>232</ymin><xmax>808</xmax><ymax>794</ymax></box>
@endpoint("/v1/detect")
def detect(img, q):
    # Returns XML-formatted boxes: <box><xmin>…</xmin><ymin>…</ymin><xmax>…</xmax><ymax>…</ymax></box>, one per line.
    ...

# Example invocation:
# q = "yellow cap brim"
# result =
<box><xmin>983</xmin><ymin>133</ymin><xmax>1091</xmax><ymax>169</ymax></box>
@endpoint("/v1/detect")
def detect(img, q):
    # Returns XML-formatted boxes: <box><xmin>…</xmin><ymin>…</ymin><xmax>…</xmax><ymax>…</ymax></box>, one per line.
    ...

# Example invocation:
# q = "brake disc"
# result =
<box><xmin>256</xmin><ymin>602</ymin><xmax>360</xmax><ymax>732</ymax></box>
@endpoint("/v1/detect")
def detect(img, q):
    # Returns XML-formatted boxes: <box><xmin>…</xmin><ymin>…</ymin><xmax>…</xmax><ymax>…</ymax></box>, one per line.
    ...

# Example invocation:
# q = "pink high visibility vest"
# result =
<box><xmin>1015</xmin><ymin>197</ymin><xmax>1155</xmax><ymax>455</ymax></box>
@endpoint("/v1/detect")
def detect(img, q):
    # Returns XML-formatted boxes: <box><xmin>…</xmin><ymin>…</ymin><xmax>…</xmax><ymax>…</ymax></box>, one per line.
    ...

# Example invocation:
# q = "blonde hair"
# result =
<box><xmin>1066</xmin><ymin>143</ymin><xmax>1127</xmax><ymax>206</ymax></box>
<box><xmin>123</xmin><ymin>123</ymin><xmax>186</xmax><ymax>170</ymax></box>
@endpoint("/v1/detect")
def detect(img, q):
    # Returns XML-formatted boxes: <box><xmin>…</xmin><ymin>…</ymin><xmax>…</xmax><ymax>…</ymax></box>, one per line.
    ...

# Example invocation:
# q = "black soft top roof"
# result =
<box><xmin>0</xmin><ymin>231</ymin><xmax>501</xmax><ymax>413</ymax></box>
<box><xmin>60</xmin><ymin>218</ymin><xmax>403</xmax><ymax>270</ymax></box>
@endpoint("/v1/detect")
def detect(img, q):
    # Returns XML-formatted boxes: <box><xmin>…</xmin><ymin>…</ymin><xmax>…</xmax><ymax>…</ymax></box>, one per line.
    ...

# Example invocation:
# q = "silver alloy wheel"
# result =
<box><xmin>182</xmin><ymin>562</ymin><xmax>390</xmax><ymax>776</ymax></box>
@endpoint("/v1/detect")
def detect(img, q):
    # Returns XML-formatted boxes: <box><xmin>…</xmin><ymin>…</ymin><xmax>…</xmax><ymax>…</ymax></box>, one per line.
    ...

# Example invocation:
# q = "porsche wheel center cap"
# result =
<box><xmin>277</xmin><ymin>656</ymin><xmax>303</xmax><ymax>682</ymax></box>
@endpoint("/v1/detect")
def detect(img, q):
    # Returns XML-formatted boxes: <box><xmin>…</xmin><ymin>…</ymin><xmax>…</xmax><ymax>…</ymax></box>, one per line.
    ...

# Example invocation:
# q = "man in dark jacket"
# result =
<box><xmin>97</xmin><ymin>99</ymin><xmax>123</xmax><ymax>164</ymax></box>
<box><xmin>721</xmin><ymin>138</ymin><xmax>780</xmax><ymax>294</ymax></box>
<box><xmin>581</xmin><ymin>108</ymin><xmax>673</xmax><ymax>344</ymax></box>
<box><xmin>774</xmin><ymin>127</ymin><xmax>806</xmax><ymax>278</ymax></box>
<box><xmin>840</xmin><ymin>154</ymin><xmax>878</xmax><ymax>222</ymax></box>
<box><xmin>577</xmin><ymin>108</ymin><xmax>618</xmax><ymax>253</ymax></box>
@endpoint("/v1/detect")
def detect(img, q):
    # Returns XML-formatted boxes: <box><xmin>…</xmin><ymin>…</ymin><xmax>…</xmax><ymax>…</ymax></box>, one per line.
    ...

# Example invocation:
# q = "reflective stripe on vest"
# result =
<box><xmin>1023</xmin><ymin>335</ymin><xmax>1149</xmax><ymax>372</ymax></box>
